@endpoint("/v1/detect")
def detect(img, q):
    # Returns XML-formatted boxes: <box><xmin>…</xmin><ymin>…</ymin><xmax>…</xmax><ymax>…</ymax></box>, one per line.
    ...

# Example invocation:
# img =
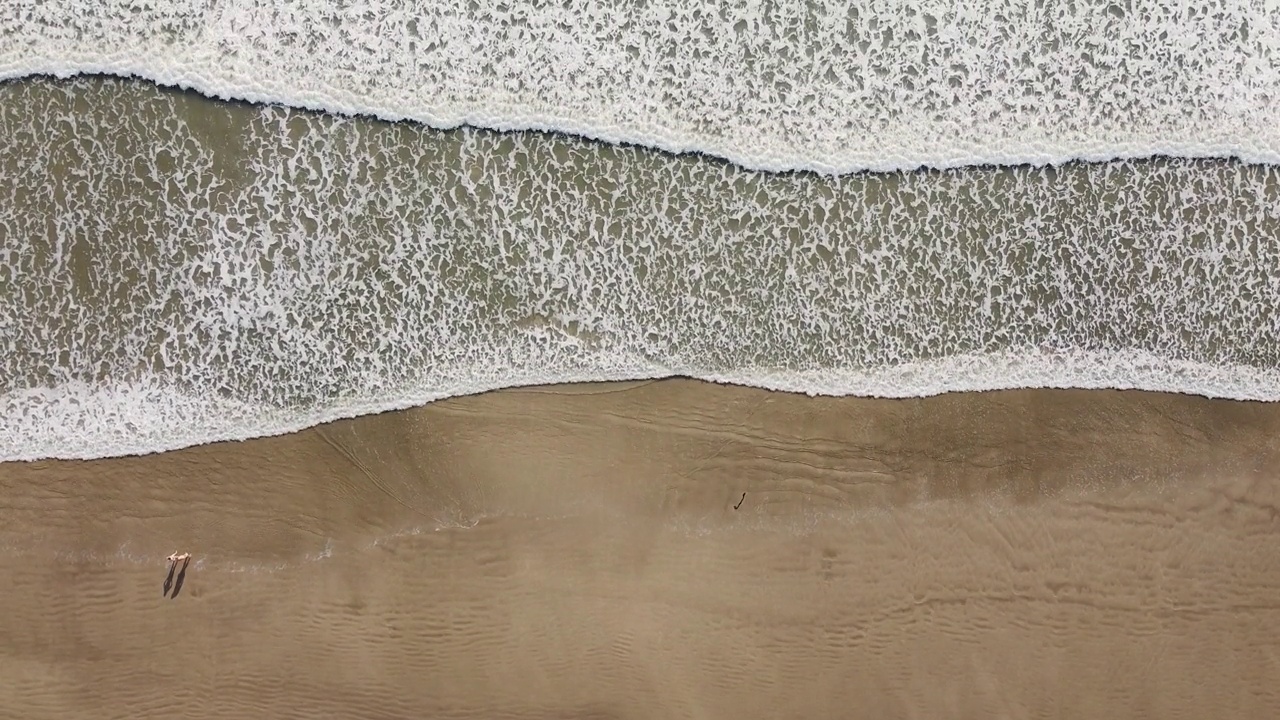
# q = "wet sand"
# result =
<box><xmin>1</xmin><ymin>379</ymin><xmax>1278</xmax><ymax>718</ymax></box>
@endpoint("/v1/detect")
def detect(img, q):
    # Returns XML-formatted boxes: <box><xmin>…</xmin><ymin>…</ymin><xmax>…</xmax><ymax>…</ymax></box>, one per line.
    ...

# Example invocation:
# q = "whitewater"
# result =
<box><xmin>3</xmin><ymin>1</ymin><xmax>1280</xmax><ymax>461</ymax></box>
<box><xmin>2</xmin><ymin>0</ymin><xmax>1279</xmax><ymax>173</ymax></box>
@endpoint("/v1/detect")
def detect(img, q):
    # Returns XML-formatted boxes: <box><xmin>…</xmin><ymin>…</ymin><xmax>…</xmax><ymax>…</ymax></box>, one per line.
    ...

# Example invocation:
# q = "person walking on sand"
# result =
<box><xmin>170</xmin><ymin>553</ymin><xmax>193</xmax><ymax>599</ymax></box>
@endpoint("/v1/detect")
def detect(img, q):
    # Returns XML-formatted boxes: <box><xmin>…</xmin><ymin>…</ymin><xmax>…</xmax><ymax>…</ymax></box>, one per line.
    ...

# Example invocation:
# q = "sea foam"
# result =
<box><xmin>1</xmin><ymin>0</ymin><xmax>1278</xmax><ymax>173</ymax></box>
<box><xmin>3</xmin><ymin>77</ymin><xmax>1280</xmax><ymax>460</ymax></box>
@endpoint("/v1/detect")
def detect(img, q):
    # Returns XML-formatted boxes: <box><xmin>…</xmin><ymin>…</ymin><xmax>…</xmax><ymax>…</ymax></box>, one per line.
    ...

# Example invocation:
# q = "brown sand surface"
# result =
<box><xmin>1</xmin><ymin>379</ymin><xmax>1279</xmax><ymax>719</ymax></box>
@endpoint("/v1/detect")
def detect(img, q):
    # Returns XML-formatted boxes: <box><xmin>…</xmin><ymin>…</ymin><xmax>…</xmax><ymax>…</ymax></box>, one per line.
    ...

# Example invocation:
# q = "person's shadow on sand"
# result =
<box><xmin>162</xmin><ymin>557</ymin><xmax>177</xmax><ymax>597</ymax></box>
<box><xmin>163</xmin><ymin>553</ymin><xmax>192</xmax><ymax>599</ymax></box>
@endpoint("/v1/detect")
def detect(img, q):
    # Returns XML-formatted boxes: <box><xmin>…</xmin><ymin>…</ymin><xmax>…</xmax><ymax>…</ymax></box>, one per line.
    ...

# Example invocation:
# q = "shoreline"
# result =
<box><xmin>9</xmin><ymin>348</ymin><xmax>1280</xmax><ymax>463</ymax></box>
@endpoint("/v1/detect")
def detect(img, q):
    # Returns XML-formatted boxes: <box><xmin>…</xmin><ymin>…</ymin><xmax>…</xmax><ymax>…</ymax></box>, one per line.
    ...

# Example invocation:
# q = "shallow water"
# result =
<box><xmin>2</xmin><ymin>76</ymin><xmax>1280</xmax><ymax>460</ymax></box>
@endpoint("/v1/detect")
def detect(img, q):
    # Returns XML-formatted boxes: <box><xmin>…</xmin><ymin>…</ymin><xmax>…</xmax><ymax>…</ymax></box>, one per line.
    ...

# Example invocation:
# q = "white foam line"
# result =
<box><xmin>2</xmin><ymin>0</ymin><xmax>1279</xmax><ymax>173</ymax></box>
<box><xmin>6</xmin><ymin>62</ymin><xmax>1278</xmax><ymax>175</ymax></box>
<box><xmin>4</xmin><ymin>349</ymin><xmax>1279</xmax><ymax>463</ymax></box>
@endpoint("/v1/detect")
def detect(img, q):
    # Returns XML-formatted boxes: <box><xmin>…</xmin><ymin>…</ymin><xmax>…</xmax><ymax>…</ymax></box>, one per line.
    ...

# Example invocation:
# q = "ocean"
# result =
<box><xmin>3</xmin><ymin>0</ymin><xmax>1280</xmax><ymax>460</ymax></box>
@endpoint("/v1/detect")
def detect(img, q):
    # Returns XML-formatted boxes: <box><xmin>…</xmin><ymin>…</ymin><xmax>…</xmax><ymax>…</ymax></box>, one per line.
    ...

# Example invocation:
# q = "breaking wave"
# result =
<box><xmin>2</xmin><ymin>0</ymin><xmax>1278</xmax><ymax>173</ymax></box>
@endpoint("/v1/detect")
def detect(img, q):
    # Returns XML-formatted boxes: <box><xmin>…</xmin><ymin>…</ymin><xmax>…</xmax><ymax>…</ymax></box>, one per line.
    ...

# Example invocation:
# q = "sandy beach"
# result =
<box><xmin>1</xmin><ymin>379</ymin><xmax>1278</xmax><ymax>718</ymax></box>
